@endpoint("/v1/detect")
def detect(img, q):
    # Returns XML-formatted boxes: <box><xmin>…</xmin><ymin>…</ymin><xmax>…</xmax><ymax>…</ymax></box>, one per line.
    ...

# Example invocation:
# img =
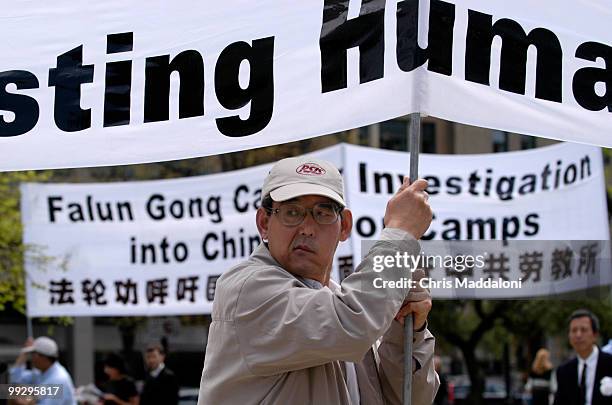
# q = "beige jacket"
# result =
<box><xmin>198</xmin><ymin>228</ymin><xmax>439</xmax><ymax>404</ymax></box>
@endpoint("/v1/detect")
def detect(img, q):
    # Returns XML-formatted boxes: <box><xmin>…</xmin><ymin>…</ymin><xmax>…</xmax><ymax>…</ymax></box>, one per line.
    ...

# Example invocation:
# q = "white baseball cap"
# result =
<box><xmin>22</xmin><ymin>336</ymin><xmax>59</xmax><ymax>358</ymax></box>
<box><xmin>262</xmin><ymin>156</ymin><xmax>346</xmax><ymax>207</ymax></box>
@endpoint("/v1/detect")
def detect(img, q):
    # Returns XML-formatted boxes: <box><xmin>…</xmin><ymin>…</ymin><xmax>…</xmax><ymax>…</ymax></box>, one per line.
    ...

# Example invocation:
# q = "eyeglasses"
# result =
<box><xmin>266</xmin><ymin>203</ymin><xmax>342</xmax><ymax>226</ymax></box>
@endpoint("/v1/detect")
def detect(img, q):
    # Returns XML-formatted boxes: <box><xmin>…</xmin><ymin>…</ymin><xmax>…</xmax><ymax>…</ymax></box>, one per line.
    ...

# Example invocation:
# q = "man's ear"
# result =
<box><xmin>339</xmin><ymin>208</ymin><xmax>352</xmax><ymax>242</ymax></box>
<box><xmin>256</xmin><ymin>207</ymin><xmax>270</xmax><ymax>240</ymax></box>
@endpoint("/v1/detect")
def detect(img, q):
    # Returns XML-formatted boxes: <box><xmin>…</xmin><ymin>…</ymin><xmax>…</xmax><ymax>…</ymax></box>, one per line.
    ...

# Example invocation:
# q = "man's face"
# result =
<box><xmin>103</xmin><ymin>365</ymin><xmax>121</xmax><ymax>380</ymax></box>
<box><xmin>145</xmin><ymin>349</ymin><xmax>164</xmax><ymax>371</ymax></box>
<box><xmin>30</xmin><ymin>352</ymin><xmax>47</xmax><ymax>371</ymax></box>
<box><xmin>256</xmin><ymin>195</ymin><xmax>352</xmax><ymax>284</ymax></box>
<box><xmin>569</xmin><ymin>316</ymin><xmax>598</xmax><ymax>356</ymax></box>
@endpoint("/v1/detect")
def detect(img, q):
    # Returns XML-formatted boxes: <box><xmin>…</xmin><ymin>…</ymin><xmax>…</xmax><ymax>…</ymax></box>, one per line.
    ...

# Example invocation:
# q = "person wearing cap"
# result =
<box><xmin>10</xmin><ymin>336</ymin><xmax>76</xmax><ymax>405</ymax></box>
<box><xmin>197</xmin><ymin>156</ymin><xmax>438</xmax><ymax>404</ymax></box>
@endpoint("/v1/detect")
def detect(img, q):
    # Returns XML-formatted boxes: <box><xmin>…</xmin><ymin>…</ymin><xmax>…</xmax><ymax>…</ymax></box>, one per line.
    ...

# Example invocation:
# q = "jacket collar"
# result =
<box><xmin>250</xmin><ymin>243</ymin><xmax>327</xmax><ymax>290</ymax></box>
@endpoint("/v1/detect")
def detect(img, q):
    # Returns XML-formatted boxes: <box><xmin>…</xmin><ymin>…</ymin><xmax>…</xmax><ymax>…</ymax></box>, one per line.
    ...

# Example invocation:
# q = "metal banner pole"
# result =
<box><xmin>25</xmin><ymin>270</ymin><xmax>33</xmax><ymax>339</ymax></box>
<box><xmin>26</xmin><ymin>316</ymin><xmax>33</xmax><ymax>338</ymax></box>
<box><xmin>403</xmin><ymin>112</ymin><xmax>421</xmax><ymax>405</ymax></box>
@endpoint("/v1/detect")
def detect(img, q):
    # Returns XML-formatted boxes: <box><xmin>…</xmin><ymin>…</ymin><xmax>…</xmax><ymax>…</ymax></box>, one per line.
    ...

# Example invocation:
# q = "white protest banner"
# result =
<box><xmin>420</xmin><ymin>0</ymin><xmax>612</xmax><ymax>147</ymax></box>
<box><xmin>21</xmin><ymin>143</ymin><xmax>610</xmax><ymax>315</ymax></box>
<box><xmin>20</xmin><ymin>146</ymin><xmax>350</xmax><ymax>317</ymax></box>
<box><xmin>344</xmin><ymin>142</ymin><xmax>611</xmax><ymax>298</ymax></box>
<box><xmin>2</xmin><ymin>1</ymin><xmax>612</xmax><ymax>171</ymax></box>
<box><xmin>346</xmin><ymin>143</ymin><xmax>609</xmax><ymax>241</ymax></box>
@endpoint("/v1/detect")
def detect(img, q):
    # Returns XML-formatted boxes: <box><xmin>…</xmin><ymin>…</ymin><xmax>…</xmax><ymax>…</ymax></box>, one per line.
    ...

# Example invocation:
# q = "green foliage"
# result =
<box><xmin>431</xmin><ymin>298</ymin><xmax>612</xmax><ymax>356</ymax></box>
<box><xmin>0</xmin><ymin>171</ymin><xmax>52</xmax><ymax>313</ymax></box>
<box><xmin>430</xmin><ymin>297</ymin><xmax>612</xmax><ymax>403</ymax></box>
<box><xmin>602</xmin><ymin>149</ymin><xmax>612</xmax><ymax>212</ymax></box>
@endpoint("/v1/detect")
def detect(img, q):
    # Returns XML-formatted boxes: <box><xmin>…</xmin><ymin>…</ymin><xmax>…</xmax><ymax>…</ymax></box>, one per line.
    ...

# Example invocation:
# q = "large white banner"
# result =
<box><xmin>21</xmin><ymin>143</ymin><xmax>610</xmax><ymax>316</ymax></box>
<box><xmin>20</xmin><ymin>146</ymin><xmax>348</xmax><ymax>316</ymax></box>
<box><xmin>1</xmin><ymin>1</ymin><xmax>612</xmax><ymax>171</ymax></box>
<box><xmin>344</xmin><ymin>143</ymin><xmax>609</xmax><ymax>241</ymax></box>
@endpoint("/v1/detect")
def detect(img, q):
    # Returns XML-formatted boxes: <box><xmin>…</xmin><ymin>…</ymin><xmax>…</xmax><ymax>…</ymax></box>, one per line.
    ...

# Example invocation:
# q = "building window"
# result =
<box><xmin>357</xmin><ymin>126</ymin><xmax>370</xmax><ymax>146</ymax></box>
<box><xmin>421</xmin><ymin>122</ymin><xmax>436</xmax><ymax>153</ymax></box>
<box><xmin>492</xmin><ymin>130</ymin><xmax>509</xmax><ymax>152</ymax></box>
<box><xmin>520</xmin><ymin>135</ymin><xmax>536</xmax><ymax>150</ymax></box>
<box><xmin>380</xmin><ymin>120</ymin><xmax>408</xmax><ymax>151</ymax></box>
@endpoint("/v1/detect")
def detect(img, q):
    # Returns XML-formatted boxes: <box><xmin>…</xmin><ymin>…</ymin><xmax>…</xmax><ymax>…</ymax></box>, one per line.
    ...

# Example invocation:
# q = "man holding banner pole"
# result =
<box><xmin>198</xmin><ymin>156</ymin><xmax>438</xmax><ymax>404</ymax></box>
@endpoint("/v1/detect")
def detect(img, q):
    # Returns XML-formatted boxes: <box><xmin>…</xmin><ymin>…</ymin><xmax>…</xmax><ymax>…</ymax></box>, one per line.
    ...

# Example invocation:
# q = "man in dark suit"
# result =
<box><xmin>553</xmin><ymin>309</ymin><xmax>612</xmax><ymax>405</ymax></box>
<box><xmin>140</xmin><ymin>343</ymin><xmax>179</xmax><ymax>405</ymax></box>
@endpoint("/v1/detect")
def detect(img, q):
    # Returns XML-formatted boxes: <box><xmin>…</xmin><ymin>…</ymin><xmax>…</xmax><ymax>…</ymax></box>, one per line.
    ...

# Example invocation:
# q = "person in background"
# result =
<box><xmin>553</xmin><ymin>309</ymin><xmax>612</xmax><ymax>405</ymax></box>
<box><xmin>139</xmin><ymin>343</ymin><xmax>178</xmax><ymax>405</ymax></box>
<box><xmin>9</xmin><ymin>336</ymin><xmax>76</xmax><ymax>405</ymax></box>
<box><xmin>526</xmin><ymin>348</ymin><xmax>555</xmax><ymax>405</ymax></box>
<box><xmin>99</xmin><ymin>354</ymin><xmax>139</xmax><ymax>405</ymax></box>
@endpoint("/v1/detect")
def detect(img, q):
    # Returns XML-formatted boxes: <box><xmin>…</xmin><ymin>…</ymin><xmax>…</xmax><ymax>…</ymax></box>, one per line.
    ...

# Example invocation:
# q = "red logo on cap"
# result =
<box><xmin>296</xmin><ymin>163</ymin><xmax>326</xmax><ymax>176</ymax></box>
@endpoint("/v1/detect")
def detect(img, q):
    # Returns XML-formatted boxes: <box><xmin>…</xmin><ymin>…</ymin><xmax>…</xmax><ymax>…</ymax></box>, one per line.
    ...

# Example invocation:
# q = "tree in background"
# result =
<box><xmin>0</xmin><ymin>171</ymin><xmax>52</xmax><ymax>314</ymax></box>
<box><xmin>430</xmin><ymin>300</ymin><xmax>511</xmax><ymax>405</ymax></box>
<box><xmin>430</xmin><ymin>298</ymin><xmax>612</xmax><ymax>405</ymax></box>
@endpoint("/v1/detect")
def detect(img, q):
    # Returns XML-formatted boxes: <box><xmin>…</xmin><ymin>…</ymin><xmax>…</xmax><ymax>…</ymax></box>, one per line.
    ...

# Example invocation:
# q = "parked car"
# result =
<box><xmin>178</xmin><ymin>387</ymin><xmax>199</xmax><ymax>405</ymax></box>
<box><xmin>449</xmin><ymin>375</ymin><xmax>522</xmax><ymax>405</ymax></box>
